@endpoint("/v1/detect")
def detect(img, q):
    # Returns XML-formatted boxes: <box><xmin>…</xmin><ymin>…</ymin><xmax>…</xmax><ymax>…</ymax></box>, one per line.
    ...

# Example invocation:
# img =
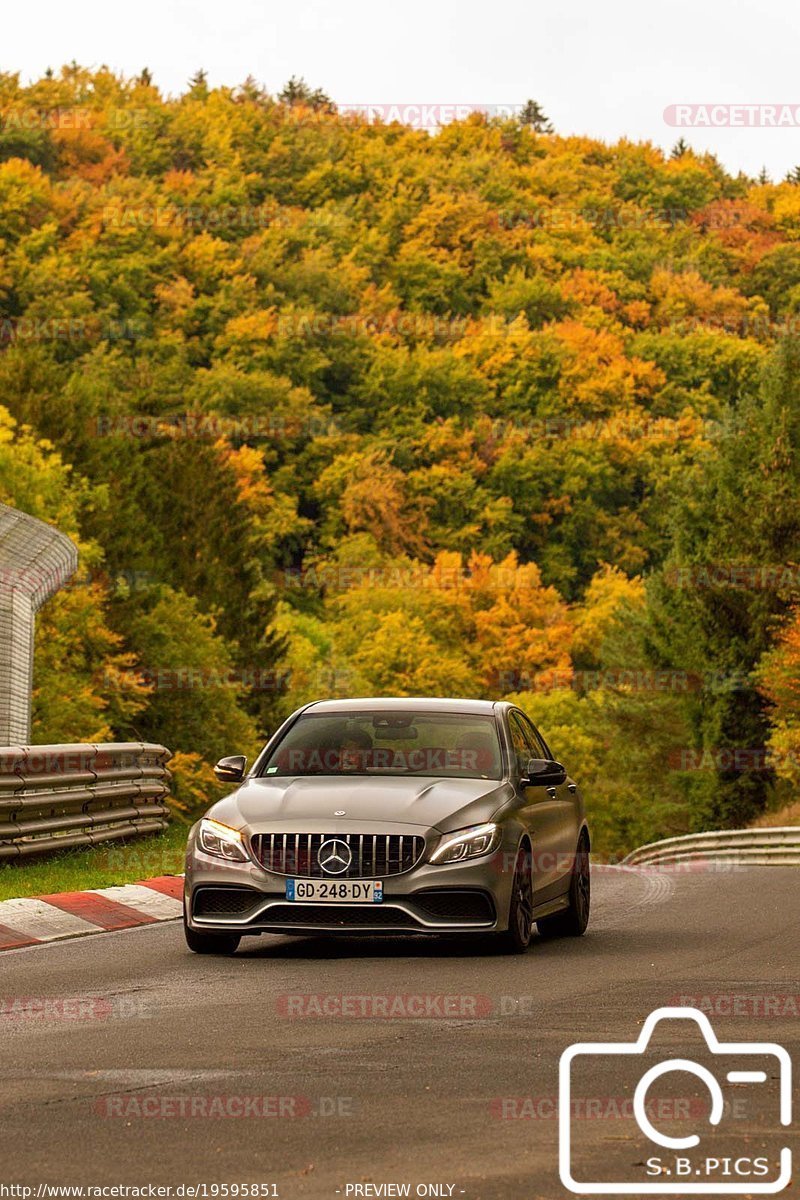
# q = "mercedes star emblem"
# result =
<box><xmin>318</xmin><ymin>838</ymin><xmax>352</xmax><ymax>875</ymax></box>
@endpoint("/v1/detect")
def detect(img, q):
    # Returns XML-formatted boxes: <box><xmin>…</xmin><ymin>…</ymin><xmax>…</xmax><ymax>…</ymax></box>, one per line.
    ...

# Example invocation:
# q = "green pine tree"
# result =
<box><xmin>644</xmin><ymin>337</ymin><xmax>800</xmax><ymax>828</ymax></box>
<box><xmin>518</xmin><ymin>99</ymin><xmax>553</xmax><ymax>132</ymax></box>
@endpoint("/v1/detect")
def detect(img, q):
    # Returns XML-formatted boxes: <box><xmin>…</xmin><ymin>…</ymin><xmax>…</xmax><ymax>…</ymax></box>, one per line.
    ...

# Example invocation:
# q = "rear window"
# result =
<box><xmin>260</xmin><ymin>711</ymin><xmax>503</xmax><ymax>780</ymax></box>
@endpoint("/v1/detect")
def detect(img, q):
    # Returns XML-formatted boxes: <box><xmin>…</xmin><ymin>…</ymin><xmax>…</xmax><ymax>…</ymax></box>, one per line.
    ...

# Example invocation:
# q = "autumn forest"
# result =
<box><xmin>3</xmin><ymin>67</ymin><xmax>800</xmax><ymax>855</ymax></box>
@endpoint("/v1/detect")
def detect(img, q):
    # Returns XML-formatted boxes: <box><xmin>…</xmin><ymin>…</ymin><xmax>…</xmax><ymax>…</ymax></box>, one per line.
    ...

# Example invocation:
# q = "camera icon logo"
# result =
<box><xmin>559</xmin><ymin>1007</ymin><xmax>792</xmax><ymax>1194</ymax></box>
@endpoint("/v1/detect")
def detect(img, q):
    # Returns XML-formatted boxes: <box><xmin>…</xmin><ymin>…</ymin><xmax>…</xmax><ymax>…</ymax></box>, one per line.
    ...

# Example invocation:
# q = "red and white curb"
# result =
<box><xmin>0</xmin><ymin>876</ymin><xmax>183</xmax><ymax>950</ymax></box>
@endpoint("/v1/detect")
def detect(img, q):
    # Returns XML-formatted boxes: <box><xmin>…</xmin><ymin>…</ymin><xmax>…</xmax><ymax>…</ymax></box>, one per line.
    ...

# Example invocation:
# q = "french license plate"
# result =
<box><xmin>285</xmin><ymin>879</ymin><xmax>383</xmax><ymax>903</ymax></box>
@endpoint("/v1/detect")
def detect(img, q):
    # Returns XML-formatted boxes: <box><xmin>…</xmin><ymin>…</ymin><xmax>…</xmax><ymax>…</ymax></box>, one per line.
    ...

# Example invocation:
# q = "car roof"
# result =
<box><xmin>304</xmin><ymin>697</ymin><xmax>500</xmax><ymax>716</ymax></box>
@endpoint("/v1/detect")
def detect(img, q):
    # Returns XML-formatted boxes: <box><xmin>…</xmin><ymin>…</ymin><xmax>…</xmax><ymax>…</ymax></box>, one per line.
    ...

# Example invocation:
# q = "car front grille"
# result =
<box><xmin>251</xmin><ymin>832</ymin><xmax>426</xmax><ymax>878</ymax></box>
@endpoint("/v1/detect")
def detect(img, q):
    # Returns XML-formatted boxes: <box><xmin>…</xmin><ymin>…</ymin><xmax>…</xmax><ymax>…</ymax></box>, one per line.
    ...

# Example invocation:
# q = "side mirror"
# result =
<box><xmin>214</xmin><ymin>754</ymin><xmax>247</xmax><ymax>784</ymax></box>
<box><xmin>522</xmin><ymin>757</ymin><xmax>567</xmax><ymax>788</ymax></box>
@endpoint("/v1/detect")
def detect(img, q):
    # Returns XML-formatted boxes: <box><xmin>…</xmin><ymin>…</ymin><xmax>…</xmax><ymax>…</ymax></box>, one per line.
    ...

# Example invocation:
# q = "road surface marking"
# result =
<box><xmin>0</xmin><ymin>875</ymin><xmax>185</xmax><ymax>951</ymax></box>
<box><xmin>39</xmin><ymin>889</ymin><xmax>160</xmax><ymax>930</ymax></box>
<box><xmin>90</xmin><ymin>883</ymin><xmax>183</xmax><ymax>920</ymax></box>
<box><xmin>0</xmin><ymin>898</ymin><xmax>98</xmax><ymax>941</ymax></box>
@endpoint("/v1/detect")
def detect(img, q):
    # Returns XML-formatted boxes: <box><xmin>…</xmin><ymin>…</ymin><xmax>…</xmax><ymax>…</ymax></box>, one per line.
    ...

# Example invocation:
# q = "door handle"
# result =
<box><xmin>568</xmin><ymin>783</ymin><xmax>577</xmax><ymax>793</ymax></box>
<box><xmin>546</xmin><ymin>786</ymin><xmax>557</xmax><ymax>798</ymax></box>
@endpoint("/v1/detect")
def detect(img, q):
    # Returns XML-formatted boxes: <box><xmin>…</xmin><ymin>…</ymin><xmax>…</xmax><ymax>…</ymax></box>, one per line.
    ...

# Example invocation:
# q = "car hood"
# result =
<box><xmin>205</xmin><ymin>774</ymin><xmax>512</xmax><ymax>836</ymax></box>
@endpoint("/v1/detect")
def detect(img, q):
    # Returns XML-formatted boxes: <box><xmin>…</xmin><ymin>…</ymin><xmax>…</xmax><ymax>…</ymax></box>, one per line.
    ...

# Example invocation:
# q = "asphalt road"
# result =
<box><xmin>0</xmin><ymin>865</ymin><xmax>798</xmax><ymax>1199</ymax></box>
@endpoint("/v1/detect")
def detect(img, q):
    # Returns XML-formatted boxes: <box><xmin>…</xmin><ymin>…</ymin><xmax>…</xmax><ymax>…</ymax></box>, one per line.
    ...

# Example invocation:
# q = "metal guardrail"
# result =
<box><xmin>0</xmin><ymin>743</ymin><xmax>171</xmax><ymax>859</ymax></box>
<box><xmin>623</xmin><ymin>826</ymin><xmax>800</xmax><ymax>868</ymax></box>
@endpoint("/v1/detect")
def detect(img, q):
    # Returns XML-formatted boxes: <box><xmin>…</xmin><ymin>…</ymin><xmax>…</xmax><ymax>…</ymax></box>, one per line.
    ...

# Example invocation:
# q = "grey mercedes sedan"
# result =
<box><xmin>183</xmin><ymin>697</ymin><xmax>590</xmax><ymax>955</ymax></box>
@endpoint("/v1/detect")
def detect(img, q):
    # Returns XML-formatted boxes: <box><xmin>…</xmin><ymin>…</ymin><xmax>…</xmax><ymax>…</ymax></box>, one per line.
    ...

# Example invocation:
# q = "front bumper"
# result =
<box><xmin>184</xmin><ymin>830</ymin><xmax>516</xmax><ymax>936</ymax></box>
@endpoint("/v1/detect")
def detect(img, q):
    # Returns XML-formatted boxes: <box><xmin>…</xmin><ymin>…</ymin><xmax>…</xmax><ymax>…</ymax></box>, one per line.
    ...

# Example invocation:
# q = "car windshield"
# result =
<box><xmin>259</xmin><ymin>711</ymin><xmax>503</xmax><ymax>780</ymax></box>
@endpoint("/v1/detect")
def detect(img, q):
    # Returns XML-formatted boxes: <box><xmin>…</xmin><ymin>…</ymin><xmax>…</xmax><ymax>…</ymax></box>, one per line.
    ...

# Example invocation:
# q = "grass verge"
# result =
<box><xmin>0</xmin><ymin>819</ymin><xmax>191</xmax><ymax>902</ymax></box>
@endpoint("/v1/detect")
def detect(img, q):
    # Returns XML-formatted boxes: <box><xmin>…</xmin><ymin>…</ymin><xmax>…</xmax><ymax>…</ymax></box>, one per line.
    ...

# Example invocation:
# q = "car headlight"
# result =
<box><xmin>198</xmin><ymin>818</ymin><xmax>249</xmax><ymax>862</ymax></box>
<box><xmin>430</xmin><ymin>823</ymin><xmax>501</xmax><ymax>865</ymax></box>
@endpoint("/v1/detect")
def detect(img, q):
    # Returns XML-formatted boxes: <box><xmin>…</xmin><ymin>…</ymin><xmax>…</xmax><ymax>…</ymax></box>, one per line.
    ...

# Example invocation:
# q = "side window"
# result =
<box><xmin>509</xmin><ymin>713</ymin><xmax>534</xmax><ymax>776</ymax></box>
<box><xmin>519</xmin><ymin>713</ymin><xmax>550</xmax><ymax>760</ymax></box>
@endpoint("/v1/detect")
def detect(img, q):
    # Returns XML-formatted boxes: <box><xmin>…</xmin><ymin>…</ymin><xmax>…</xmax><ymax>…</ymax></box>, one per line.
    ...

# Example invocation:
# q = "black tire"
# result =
<box><xmin>537</xmin><ymin>833</ymin><xmax>590</xmax><ymax>939</ymax></box>
<box><xmin>497</xmin><ymin>845</ymin><xmax>534</xmax><ymax>954</ymax></box>
<box><xmin>184</xmin><ymin>920</ymin><xmax>241</xmax><ymax>955</ymax></box>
